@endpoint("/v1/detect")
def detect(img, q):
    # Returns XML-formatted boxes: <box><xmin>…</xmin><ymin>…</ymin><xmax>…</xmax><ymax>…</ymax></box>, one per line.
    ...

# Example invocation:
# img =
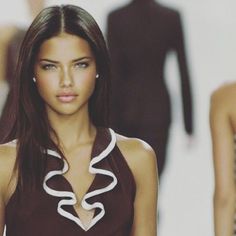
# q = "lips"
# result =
<box><xmin>56</xmin><ymin>92</ymin><xmax>78</xmax><ymax>103</ymax></box>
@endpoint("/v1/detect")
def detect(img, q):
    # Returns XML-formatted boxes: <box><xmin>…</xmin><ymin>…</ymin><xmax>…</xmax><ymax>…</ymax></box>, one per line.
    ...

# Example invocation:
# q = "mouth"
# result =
<box><xmin>56</xmin><ymin>93</ymin><xmax>78</xmax><ymax>103</ymax></box>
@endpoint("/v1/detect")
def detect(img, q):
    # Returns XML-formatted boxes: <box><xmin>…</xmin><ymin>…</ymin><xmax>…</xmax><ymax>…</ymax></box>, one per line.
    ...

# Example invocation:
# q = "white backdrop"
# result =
<box><xmin>1</xmin><ymin>0</ymin><xmax>236</xmax><ymax>235</ymax></box>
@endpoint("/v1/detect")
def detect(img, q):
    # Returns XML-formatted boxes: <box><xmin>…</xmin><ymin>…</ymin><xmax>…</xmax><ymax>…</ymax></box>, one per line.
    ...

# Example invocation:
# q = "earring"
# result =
<box><xmin>96</xmin><ymin>74</ymin><xmax>100</xmax><ymax>79</ymax></box>
<box><xmin>33</xmin><ymin>77</ymin><xmax>36</xmax><ymax>83</ymax></box>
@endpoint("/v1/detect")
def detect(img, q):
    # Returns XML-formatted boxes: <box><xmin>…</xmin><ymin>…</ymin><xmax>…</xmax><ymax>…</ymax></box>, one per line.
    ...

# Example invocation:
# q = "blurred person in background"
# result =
<box><xmin>0</xmin><ymin>27</ymin><xmax>16</xmax><ymax>116</ymax></box>
<box><xmin>107</xmin><ymin>0</ymin><xmax>194</xmax><ymax>179</ymax></box>
<box><xmin>210</xmin><ymin>82</ymin><xmax>236</xmax><ymax>236</ymax></box>
<box><xmin>0</xmin><ymin>0</ymin><xmax>45</xmax><ymax>141</ymax></box>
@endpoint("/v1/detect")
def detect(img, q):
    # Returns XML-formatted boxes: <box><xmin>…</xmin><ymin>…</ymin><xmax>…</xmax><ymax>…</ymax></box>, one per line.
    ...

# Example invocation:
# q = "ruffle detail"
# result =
<box><xmin>43</xmin><ymin>128</ymin><xmax>117</xmax><ymax>231</ymax></box>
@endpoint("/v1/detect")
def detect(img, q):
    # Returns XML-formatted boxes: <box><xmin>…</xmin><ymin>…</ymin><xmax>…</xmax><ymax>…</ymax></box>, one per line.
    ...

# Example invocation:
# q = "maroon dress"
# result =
<box><xmin>5</xmin><ymin>128</ymin><xmax>136</xmax><ymax>236</ymax></box>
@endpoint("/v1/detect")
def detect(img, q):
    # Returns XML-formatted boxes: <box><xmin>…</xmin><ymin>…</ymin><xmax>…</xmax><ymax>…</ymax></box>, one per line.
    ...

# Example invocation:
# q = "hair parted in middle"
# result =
<box><xmin>5</xmin><ymin>4</ymin><xmax>111</xmax><ymax>189</ymax></box>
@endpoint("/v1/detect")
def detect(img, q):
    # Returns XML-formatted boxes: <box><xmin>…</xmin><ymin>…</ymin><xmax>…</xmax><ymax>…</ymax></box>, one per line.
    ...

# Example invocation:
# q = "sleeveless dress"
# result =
<box><xmin>5</xmin><ymin>128</ymin><xmax>136</xmax><ymax>236</ymax></box>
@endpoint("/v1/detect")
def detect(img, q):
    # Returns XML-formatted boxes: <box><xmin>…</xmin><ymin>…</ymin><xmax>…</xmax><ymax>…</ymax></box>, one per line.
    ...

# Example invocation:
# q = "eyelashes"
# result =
<box><xmin>41</xmin><ymin>64</ymin><xmax>57</xmax><ymax>70</ymax></box>
<box><xmin>40</xmin><ymin>62</ymin><xmax>90</xmax><ymax>71</ymax></box>
<box><xmin>74</xmin><ymin>62</ymin><xmax>89</xmax><ymax>69</ymax></box>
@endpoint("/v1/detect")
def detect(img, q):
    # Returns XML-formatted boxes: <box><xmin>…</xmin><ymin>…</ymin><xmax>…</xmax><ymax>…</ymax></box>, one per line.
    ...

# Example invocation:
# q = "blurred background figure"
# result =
<box><xmin>0</xmin><ymin>26</ymin><xmax>16</xmax><ymax>117</ymax></box>
<box><xmin>210</xmin><ymin>82</ymin><xmax>236</xmax><ymax>236</ymax></box>
<box><xmin>0</xmin><ymin>0</ymin><xmax>45</xmax><ymax>141</ymax></box>
<box><xmin>107</xmin><ymin>0</ymin><xmax>193</xmax><ymax>179</ymax></box>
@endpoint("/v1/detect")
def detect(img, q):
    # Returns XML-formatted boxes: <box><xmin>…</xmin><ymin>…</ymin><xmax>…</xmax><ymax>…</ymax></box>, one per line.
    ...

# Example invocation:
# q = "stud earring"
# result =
<box><xmin>95</xmin><ymin>74</ymin><xmax>99</xmax><ymax>79</ymax></box>
<box><xmin>33</xmin><ymin>77</ymin><xmax>36</xmax><ymax>83</ymax></box>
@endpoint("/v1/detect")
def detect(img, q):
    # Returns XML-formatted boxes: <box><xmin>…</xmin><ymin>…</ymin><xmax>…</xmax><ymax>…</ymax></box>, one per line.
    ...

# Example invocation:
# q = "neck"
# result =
<box><xmin>47</xmin><ymin>106</ymin><xmax>96</xmax><ymax>152</ymax></box>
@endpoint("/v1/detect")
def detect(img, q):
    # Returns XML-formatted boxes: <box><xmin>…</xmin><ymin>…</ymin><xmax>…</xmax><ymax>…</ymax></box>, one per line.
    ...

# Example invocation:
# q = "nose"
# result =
<box><xmin>60</xmin><ymin>68</ymin><xmax>73</xmax><ymax>87</ymax></box>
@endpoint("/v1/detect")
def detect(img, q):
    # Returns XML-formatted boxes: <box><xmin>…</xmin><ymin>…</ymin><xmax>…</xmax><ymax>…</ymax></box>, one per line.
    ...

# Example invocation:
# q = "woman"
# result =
<box><xmin>0</xmin><ymin>5</ymin><xmax>158</xmax><ymax>236</ymax></box>
<box><xmin>210</xmin><ymin>82</ymin><xmax>236</xmax><ymax>236</ymax></box>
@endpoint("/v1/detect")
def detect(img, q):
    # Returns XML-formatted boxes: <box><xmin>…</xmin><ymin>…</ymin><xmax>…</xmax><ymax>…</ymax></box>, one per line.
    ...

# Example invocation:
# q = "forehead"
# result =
<box><xmin>37</xmin><ymin>33</ymin><xmax>93</xmax><ymax>60</ymax></box>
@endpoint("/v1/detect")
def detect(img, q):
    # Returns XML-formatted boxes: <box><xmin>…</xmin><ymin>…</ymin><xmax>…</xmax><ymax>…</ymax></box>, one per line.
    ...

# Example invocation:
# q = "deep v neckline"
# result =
<box><xmin>44</xmin><ymin>127</ymin><xmax>118</xmax><ymax>231</ymax></box>
<box><xmin>62</xmin><ymin>176</ymin><xmax>98</xmax><ymax>228</ymax></box>
<box><xmin>61</xmin><ymin>128</ymin><xmax>100</xmax><ymax>220</ymax></box>
<box><xmin>63</xmin><ymin>127</ymin><xmax>99</xmax><ymax>197</ymax></box>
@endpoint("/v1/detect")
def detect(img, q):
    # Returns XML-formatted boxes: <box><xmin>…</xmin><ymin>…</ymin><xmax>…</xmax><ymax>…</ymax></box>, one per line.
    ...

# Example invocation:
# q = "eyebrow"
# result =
<box><xmin>38</xmin><ymin>56</ymin><xmax>93</xmax><ymax>63</ymax></box>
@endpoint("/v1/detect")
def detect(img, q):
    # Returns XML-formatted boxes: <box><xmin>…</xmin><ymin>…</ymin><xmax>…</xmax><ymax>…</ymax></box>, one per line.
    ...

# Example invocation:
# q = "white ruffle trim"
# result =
<box><xmin>43</xmin><ymin>128</ymin><xmax>117</xmax><ymax>231</ymax></box>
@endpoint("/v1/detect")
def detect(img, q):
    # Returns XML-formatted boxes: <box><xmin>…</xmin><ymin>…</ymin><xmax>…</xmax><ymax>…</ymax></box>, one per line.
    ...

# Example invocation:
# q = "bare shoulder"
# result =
<box><xmin>210</xmin><ymin>82</ymin><xmax>236</xmax><ymax>113</ymax></box>
<box><xmin>115</xmin><ymin>133</ymin><xmax>157</xmax><ymax>178</ymax></box>
<box><xmin>0</xmin><ymin>141</ymin><xmax>17</xmax><ymax>164</ymax></box>
<box><xmin>116</xmin><ymin>133</ymin><xmax>157</xmax><ymax>161</ymax></box>
<box><xmin>0</xmin><ymin>141</ymin><xmax>17</xmax><ymax>173</ymax></box>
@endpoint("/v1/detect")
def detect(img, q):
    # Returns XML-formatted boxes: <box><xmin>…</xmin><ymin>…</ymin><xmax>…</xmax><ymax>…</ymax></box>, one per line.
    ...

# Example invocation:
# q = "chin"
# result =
<box><xmin>47</xmin><ymin>106</ymin><xmax>81</xmax><ymax>117</ymax></box>
<box><xmin>57</xmin><ymin>108</ymin><xmax>81</xmax><ymax>116</ymax></box>
<box><xmin>46</xmin><ymin>101</ymin><xmax>88</xmax><ymax>117</ymax></box>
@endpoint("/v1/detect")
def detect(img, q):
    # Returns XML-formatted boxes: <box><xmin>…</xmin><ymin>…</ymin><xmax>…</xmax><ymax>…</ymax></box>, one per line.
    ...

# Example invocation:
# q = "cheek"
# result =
<box><xmin>81</xmin><ymin>77</ymin><xmax>96</xmax><ymax>96</ymax></box>
<box><xmin>34</xmin><ymin>66</ymin><xmax>58</xmax><ymax>98</ymax></box>
<box><xmin>76</xmin><ymin>71</ymin><xmax>97</xmax><ymax>95</ymax></box>
<box><xmin>36</xmin><ymin>78</ymin><xmax>56</xmax><ymax>98</ymax></box>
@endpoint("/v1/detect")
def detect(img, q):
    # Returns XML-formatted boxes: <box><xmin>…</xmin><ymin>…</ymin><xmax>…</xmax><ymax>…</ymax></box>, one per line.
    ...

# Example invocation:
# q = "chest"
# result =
<box><xmin>6</xmin><ymin>164</ymin><xmax>135</xmax><ymax>236</ymax></box>
<box><xmin>64</xmin><ymin>158</ymin><xmax>94</xmax><ymax>200</ymax></box>
<box><xmin>62</xmin><ymin>144</ymin><xmax>95</xmax><ymax>201</ymax></box>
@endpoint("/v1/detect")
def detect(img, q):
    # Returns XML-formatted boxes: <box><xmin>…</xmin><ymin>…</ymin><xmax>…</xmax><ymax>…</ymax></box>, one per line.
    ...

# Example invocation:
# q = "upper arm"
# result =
<box><xmin>106</xmin><ymin>13</ymin><xmax>126</xmax><ymax>74</ymax></box>
<box><xmin>118</xmin><ymin>138</ymin><xmax>158</xmax><ymax>236</ymax></box>
<box><xmin>132</xmin><ymin>144</ymin><xmax>158</xmax><ymax>236</ymax></box>
<box><xmin>0</xmin><ymin>154</ymin><xmax>7</xmax><ymax>235</ymax></box>
<box><xmin>170</xmin><ymin>11</ymin><xmax>184</xmax><ymax>52</ymax></box>
<box><xmin>0</xmin><ymin>144</ymin><xmax>16</xmax><ymax>235</ymax></box>
<box><xmin>0</xmin><ymin>189</ymin><xmax>5</xmax><ymax>235</ymax></box>
<box><xmin>210</xmin><ymin>90</ymin><xmax>235</xmax><ymax>199</ymax></box>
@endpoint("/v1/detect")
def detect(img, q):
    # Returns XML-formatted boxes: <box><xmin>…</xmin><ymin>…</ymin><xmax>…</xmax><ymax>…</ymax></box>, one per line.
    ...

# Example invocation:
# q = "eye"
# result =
<box><xmin>74</xmin><ymin>62</ymin><xmax>89</xmax><ymax>69</ymax></box>
<box><xmin>41</xmin><ymin>64</ymin><xmax>57</xmax><ymax>70</ymax></box>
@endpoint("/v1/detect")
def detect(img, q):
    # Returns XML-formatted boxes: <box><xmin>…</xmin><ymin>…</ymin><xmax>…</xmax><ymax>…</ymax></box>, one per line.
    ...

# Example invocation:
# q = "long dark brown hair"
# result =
<box><xmin>4</xmin><ymin>5</ymin><xmax>111</xmax><ymax>189</ymax></box>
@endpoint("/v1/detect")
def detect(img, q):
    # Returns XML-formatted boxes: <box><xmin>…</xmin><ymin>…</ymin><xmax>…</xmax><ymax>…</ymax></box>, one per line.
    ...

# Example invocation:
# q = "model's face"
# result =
<box><xmin>34</xmin><ymin>33</ymin><xmax>97</xmax><ymax>117</ymax></box>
